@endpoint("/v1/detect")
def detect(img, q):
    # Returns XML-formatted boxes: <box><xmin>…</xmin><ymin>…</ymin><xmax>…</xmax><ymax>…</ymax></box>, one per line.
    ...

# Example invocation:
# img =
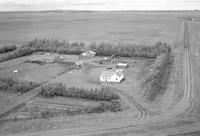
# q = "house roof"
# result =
<box><xmin>100</xmin><ymin>70</ymin><xmax>123</xmax><ymax>77</ymax></box>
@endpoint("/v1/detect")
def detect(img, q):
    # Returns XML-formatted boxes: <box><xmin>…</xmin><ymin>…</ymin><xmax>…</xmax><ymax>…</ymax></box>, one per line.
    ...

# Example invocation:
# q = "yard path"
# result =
<box><xmin>111</xmin><ymin>87</ymin><xmax>148</xmax><ymax>120</ymax></box>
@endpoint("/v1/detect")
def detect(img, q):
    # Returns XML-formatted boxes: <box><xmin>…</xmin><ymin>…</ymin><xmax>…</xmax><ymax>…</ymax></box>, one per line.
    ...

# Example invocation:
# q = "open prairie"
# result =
<box><xmin>0</xmin><ymin>11</ymin><xmax>199</xmax><ymax>46</ymax></box>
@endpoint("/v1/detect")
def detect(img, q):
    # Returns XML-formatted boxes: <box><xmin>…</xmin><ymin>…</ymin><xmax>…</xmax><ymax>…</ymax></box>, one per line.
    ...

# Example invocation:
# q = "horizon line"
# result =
<box><xmin>0</xmin><ymin>9</ymin><xmax>199</xmax><ymax>13</ymax></box>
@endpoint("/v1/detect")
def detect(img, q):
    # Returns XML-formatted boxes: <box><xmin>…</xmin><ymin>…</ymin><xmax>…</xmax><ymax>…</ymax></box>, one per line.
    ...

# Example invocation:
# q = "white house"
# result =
<box><xmin>100</xmin><ymin>70</ymin><xmax>124</xmax><ymax>83</ymax></box>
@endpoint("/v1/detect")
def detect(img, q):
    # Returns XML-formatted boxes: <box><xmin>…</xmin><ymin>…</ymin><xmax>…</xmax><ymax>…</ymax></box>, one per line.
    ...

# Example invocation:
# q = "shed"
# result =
<box><xmin>81</xmin><ymin>50</ymin><xmax>96</xmax><ymax>58</ymax></box>
<box><xmin>116</xmin><ymin>63</ymin><xmax>129</xmax><ymax>68</ymax></box>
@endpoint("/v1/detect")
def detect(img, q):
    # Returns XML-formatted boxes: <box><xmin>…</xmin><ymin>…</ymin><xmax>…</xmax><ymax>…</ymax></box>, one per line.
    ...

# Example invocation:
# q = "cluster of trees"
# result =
<box><xmin>0</xmin><ymin>48</ymin><xmax>35</xmax><ymax>62</ymax></box>
<box><xmin>142</xmin><ymin>53</ymin><xmax>171</xmax><ymax>102</ymax></box>
<box><xmin>0</xmin><ymin>39</ymin><xmax>85</xmax><ymax>62</ymax></box>
<box><xmin>22</xmin><ymin>38</ymin><xmax>85</xmax><ymax>54</ymax></box>
<box><xmin>0</xmin><ymin>45</ymin><xmax>17</xmax><ymax>54</ymax></box>
<box><xmin>0</xmin><ymin>39</ymin><xmax>171</xmax><ymax>62</ymax></box>
<box><xmin>39</xmin><ymin>83</ymin><xmax>120</xmax><ymax>101</ymax></box>
<box><xmin>89</xmin><ymin>41</ymin><xmax>171</xmax><ymax>58</ymax></box>
<box><xmin>32</xmin><ymin>83</ymin><xmax>122</xmax><ymax>119</ymax></box>
<box><xmin>0</xmin><ymin>78</ymin><xmax>38</xmax><ymax>94</ymax></box>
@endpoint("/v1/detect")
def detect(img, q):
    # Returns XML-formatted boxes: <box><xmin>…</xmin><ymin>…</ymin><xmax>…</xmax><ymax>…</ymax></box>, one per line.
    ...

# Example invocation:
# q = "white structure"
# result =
<box><xmin>100</xmin><ymin>70</ymin><xmax>124</xmax><ymax>83</ymax></box>
<box><xmin>13</xmin><ymin>70</ymin><xmax>18</xmax><ymax>73</ymax></box>
<box><xmin>115</xmin><ymin>69</ymin><xmax>123</xmax><ymax>72</ymax></box>
<box><xmin>103</xmin><ymin>57</ymin><xmax>108</xmax><ymax>60</ymax></box>
<box><xmin>81</xmin><ymin>50</ymin><xmax>96</xmax><ymax>57</ymax></box>
<box><xmin>117</xmin><ymin>63</ymin><xmax>129</xmax><ymax>68</ymax></box>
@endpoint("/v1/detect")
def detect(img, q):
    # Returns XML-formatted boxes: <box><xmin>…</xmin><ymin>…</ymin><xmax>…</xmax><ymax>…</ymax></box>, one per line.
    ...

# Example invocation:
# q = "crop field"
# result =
<box><xmin>0</xmin><ymin>11</ymin><xmax>200</xmax><ymax>136</ymax></box>
<box><xmin>0</xmin><ymin>11</ymin><xmax>199</xmax><ymax>47</ymax></box>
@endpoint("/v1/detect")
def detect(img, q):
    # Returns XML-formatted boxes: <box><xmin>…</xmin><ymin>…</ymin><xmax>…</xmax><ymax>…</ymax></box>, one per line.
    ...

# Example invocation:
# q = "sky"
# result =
<box><xmin>0</xmin><ymin>0</ymin><xmax>200</xmax><ymax>11</ymax></box>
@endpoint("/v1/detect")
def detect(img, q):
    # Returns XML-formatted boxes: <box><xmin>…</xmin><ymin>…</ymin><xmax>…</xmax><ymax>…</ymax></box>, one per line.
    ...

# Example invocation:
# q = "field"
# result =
<box><xmin>0</xmin><ymin>11</ymin><xmax>199</xmax><ymax>47</ymax></box>
<box><xmin>0</xmin><ymin>11</ymin><xmax>200</xmax><ymax>136</ymax></box>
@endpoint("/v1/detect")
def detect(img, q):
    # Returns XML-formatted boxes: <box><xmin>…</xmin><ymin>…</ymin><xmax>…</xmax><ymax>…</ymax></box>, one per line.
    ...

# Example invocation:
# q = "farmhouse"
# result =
<box><xmin>81</xmin><ymin>50</ymin><xmax>96</xmax><ymax>58</ymax></box>
<box><xmin>100</xmin><ymin>70</ymin><xmax>124</xmax><ymax>82</ymax></box>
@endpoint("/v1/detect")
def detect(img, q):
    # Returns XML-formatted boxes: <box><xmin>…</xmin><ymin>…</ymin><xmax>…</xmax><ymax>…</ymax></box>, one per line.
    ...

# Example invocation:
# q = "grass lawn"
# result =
<box><xmin>50</xmin><ymin>66</ymin><xmax>105</xmax><ymax>89</ymax></box>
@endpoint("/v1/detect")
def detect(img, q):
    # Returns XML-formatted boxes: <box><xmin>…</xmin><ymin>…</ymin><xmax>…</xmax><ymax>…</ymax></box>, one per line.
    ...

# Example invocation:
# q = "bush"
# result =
<box><xmin>0</xmin><ymin>45</ymin><xmax>17</xmax><ymax>54</ymax></box>
<box><xmin>0</xmin><ymin>78</ymin><xmax>38</xmax><ymax>94</ymax></box>
<box><xmin>0</xmin><ymin>47</ymin><xmax>35</xmax><ymax>62</ymax></box>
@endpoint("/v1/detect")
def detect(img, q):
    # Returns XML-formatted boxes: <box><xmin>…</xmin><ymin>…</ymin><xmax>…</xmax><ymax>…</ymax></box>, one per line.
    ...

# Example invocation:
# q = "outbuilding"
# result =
<box><xmin>81</xmin><ymin>50</ymin><xmax>96</xmax><ymax>58</ymax></box>
<box><xmin>116</xmin><ymin>63</ymin><xmax>129</xmax><ymax>68</ymax></box>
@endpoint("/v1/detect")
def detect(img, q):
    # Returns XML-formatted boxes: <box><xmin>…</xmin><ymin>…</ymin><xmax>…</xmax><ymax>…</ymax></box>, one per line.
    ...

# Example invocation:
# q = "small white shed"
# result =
<box><xmin>117</xmin><ymin>63</ymin><xmax>129</xmax><ymax>68</ymax></box>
